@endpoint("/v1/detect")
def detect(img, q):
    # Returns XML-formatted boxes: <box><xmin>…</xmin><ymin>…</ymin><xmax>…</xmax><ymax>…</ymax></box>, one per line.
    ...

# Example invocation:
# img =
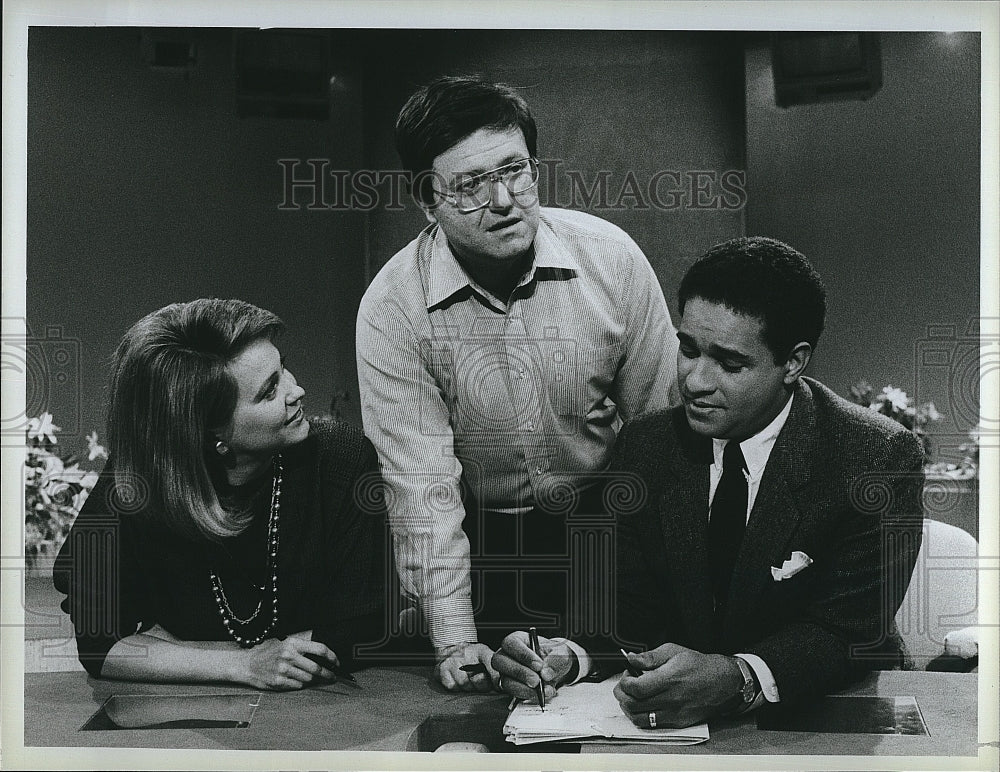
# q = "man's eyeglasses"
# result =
<box><xmin>436</xmin><ymin>157</ymin><xmax>540</xmax><ymax>214</ymax></box>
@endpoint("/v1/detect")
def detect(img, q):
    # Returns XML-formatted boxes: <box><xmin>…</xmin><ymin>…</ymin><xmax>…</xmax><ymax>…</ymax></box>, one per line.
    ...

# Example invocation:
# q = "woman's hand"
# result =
<box><xmin>233</xmin><ymin>635</ymin><xmax>339</xmax><ymax>690</ymax></box>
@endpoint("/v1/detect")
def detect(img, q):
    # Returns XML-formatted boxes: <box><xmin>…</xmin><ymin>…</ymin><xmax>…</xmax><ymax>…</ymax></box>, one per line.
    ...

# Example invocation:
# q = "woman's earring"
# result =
<box><xmin>215</xmin><ymin>440</ymin><xmax>229</xmax><ymax>456</ymax></box>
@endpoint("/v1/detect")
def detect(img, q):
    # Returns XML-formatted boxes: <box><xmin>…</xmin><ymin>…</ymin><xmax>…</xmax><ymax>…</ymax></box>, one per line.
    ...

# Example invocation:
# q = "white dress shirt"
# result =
<box><xmin>710</xmin><ymin>392</ymin><xmax>795</xmax><ymax>705</ymax></box>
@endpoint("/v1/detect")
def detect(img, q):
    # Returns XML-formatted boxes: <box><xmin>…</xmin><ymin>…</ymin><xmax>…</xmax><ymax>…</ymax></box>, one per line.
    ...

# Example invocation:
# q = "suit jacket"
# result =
<box><xmin>594</xmin><ymin>377</ymin><xmax>925</xmax><ymax>705</ymax></box>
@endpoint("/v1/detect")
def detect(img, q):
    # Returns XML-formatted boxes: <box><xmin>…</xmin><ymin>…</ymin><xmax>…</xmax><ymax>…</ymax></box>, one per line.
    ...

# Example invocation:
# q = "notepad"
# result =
<box><xmin>503</xmin><ymin>675</ymin><xmax>710</xmax><ymax>746</ymax></box>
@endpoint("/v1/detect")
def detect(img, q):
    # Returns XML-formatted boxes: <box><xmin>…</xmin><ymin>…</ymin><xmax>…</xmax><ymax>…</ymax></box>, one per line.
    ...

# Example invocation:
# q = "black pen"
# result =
<box><xmin>333</xmin><ymin>667</ymin><xmax>359</xmax><ymax>686</ymax></box>
<box><xmin>620</xmin><ymin>648</ymin><xmax>643</xmax><ymax>678</ymax></box>
<box><xmin>304</xmin><ymin>651</ymin><xmax>360</xmax><ymax>687</ymax></box>
<box><xmin>529</xmin><ymin>627</ymin><xmax>546</xmax><ymax>710</ymax></box>
<box><xmin>460</xmin><ymin>663</ymin><xmax>490</xmax><ymax>677</ymax></box>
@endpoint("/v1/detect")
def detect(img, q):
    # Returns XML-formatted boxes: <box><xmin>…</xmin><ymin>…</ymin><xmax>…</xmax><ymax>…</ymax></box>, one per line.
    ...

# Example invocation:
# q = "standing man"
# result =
<box><xmin>493</xmin><ymin>237</ymin><xmax>924</xmax><ymax>726</ymax></box>
<box><xmin>357</xmin><ymin>76</ymin><xmax>677</xmax><ymax>690</ymax></box>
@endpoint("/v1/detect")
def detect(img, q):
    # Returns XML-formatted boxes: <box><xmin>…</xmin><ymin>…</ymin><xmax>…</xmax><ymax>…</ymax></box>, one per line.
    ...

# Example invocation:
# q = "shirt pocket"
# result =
<box><xmin>550</xmin><ymin>343</ymin><xmax>621</xmax><ymax>420</ymax></box>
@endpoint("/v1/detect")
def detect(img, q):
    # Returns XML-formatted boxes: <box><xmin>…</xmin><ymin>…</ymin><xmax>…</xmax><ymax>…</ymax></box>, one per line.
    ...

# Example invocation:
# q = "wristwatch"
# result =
<box><xmin>723</xmin><ymin>656</ymin><xmax>761</xmax><ymax>715</ymax></box>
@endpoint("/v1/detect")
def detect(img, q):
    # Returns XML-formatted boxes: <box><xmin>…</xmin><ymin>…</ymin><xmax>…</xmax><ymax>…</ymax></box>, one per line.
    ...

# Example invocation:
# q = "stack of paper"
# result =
<box><xmin>503</xmin><ymin>675</ymin><xmax>710</xmax><ymax>746</ymax></box>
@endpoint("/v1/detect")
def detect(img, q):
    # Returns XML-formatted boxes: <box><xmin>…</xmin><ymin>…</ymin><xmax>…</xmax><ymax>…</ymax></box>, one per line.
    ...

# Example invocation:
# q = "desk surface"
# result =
<box><xmin>23</xmin><ymin>667</ymin><xmax>977</xmax><ymax>756</ymax></box>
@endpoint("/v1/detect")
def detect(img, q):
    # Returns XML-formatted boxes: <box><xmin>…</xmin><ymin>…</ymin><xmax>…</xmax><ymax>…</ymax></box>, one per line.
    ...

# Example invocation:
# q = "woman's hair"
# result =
<box><xmin>107</xmin><ymin>298</ymin><xmax>284</xmax><ymax>541</ymax></box>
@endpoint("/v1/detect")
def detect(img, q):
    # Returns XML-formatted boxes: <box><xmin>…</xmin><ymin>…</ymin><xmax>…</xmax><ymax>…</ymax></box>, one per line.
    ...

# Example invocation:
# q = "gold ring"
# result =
<box><xmin>648</xmin><ymin>711</ymin><xmax>657</xmax><ymax>728</ymax></box>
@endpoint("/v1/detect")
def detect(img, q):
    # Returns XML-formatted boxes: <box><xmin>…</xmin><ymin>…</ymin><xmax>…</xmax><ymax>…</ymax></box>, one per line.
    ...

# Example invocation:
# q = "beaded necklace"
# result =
<box><xmin>209</xmin><ymin>454</ymin><xmax>281</xmax><ymax>647</ymax></box>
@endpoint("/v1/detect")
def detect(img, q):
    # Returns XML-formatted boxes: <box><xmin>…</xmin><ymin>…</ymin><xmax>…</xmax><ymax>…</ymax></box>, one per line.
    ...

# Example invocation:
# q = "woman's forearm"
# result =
<box><xmin>100</xmin><ymin>632</ymin><xmax>245</xmax><ymax>684</ymax></box>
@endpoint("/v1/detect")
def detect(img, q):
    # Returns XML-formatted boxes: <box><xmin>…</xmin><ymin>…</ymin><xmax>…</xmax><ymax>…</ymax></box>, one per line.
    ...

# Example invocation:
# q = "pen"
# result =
<box><xmin>304</xmin><ymin>650</ymin><xmax>360</xmax><ymax>687</ymax></box>
<box><xmin>459</xmin><ymin>663</ymin><xmax>490</xmax><ymax>677</ymax></box>
<box><xmin>333</xmin><ymin>667</ymin><xmax>359</xmax><ymax>686</ymax></box>
<box><xmin>620</xmin><ymin>648</ymin><xmax>643</xmax><ymax>678</ymax></box>
<box><xmin>529</xmin><ymin>627</ymin><xmax>546</xmax><ymax>711</ymax></box>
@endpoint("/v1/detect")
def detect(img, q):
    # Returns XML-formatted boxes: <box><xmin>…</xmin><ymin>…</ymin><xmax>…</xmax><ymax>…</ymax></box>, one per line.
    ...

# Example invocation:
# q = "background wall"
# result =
<box><xmin>745</xmin><ymin>32</ymin><xmax>981</xmax><ymax>454</ymax></box>
<box><xmin>28</xmin><ymin>27</ymin><xmax>369</xmax><ymax>450</ymax></box>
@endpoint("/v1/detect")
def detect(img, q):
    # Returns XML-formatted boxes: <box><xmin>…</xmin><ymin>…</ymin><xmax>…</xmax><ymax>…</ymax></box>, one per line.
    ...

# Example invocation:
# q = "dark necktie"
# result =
<box><xmin>709</xmin><ymin>440</ymin><xmax>748</xmax><ymax>612</ymax></box>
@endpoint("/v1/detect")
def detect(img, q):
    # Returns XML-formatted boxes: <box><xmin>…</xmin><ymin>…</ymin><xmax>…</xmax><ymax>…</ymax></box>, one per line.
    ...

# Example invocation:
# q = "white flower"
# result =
<box><xmin>881</xmin><ymin>386</ymin><xmax>909</xmax><ymax>413</ymax></box>
<box><xmin>86</xmin><ymin>431</ymin><xmax>108</xmax><ymax>461</ymax></box>
<box><xmin>40</xmin><ymin>453</ymin><xmax>65</xmax><ymax>482</ymax></box>
<box><xmin>27</xmin><ymin>412</ymin><xmax>60</xmax><ymax>445</ymax></box>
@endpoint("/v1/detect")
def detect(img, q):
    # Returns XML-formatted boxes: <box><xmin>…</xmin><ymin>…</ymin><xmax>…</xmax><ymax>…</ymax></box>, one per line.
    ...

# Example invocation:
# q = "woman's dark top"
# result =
<box><xmin>53</xmin><ymin>419</ymin><xmax>392</xmax><ymax>678</ymax></box>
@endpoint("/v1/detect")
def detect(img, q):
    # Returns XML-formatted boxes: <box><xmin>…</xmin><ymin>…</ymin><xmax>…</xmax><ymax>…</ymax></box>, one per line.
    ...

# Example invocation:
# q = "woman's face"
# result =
<box><xmin>220</xmin><ymin>338</ymin><xmax>310</xmax><ymax>460</ymax></box>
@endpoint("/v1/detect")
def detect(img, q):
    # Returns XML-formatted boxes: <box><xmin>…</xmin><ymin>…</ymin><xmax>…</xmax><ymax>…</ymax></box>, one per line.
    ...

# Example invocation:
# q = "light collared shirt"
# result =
<box><xmin>709</xmin><ymin>391</ymin><xmax>795</xmax><ymax>521</ymax></box>
<box><xmin>357</xmin><ymin>207</ymin><xmax>678</xmax><ymax>648</ymax></box>
<box><xmin>710</xmin><ymin>391</ymin><xmax>795</xmax><ymax>705</ymax></box>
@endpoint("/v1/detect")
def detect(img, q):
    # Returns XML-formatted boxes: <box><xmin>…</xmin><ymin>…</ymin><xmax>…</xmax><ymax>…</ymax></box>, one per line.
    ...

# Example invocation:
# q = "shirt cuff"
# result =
<box><xmin>427</xmin><ymin>595</ymin><xmax>479</xmax><ymax>650</ymax></box>
<box><xmin>556</xmin><ymin>638</ymin><xmax>591</xmax><ymax>684</ymax></box>
<box><xmin>736</xmin><ymin>652</ymin><xmax>780</xmax><ymax>703</ymax></box>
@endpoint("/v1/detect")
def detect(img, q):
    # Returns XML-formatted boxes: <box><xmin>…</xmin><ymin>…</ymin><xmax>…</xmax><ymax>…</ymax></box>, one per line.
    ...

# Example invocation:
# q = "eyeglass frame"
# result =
<box><xmin>431</xmin><ymin>157</ymin><xmax>540</xmax><ymax>214</ymax></box>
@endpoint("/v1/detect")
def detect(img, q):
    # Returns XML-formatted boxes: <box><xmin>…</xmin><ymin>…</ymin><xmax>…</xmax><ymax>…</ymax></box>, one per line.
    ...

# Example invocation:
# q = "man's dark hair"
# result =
<box><xmin>395</xmin><ymin>75</ymin><xmax>538</xmax><ymax>205</ymax></box>
<box><xmin>678</xmin><ymin>236</ymin><xmax>827</xmax><ymax>363</ymax></box>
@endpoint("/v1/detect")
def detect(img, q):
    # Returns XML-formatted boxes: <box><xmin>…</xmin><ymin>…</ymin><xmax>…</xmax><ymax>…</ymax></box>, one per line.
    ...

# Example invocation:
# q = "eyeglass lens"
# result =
<box><xmin>455</xmin><ymin>159</ymin><xmax>538</xmax><ymax>211</ymax></box>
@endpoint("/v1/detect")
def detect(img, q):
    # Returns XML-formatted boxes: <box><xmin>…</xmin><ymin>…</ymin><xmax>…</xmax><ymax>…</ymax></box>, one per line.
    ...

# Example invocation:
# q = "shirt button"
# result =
<box><xmin>526</xmin><ymin>422</ymin><xmax>534</xmax><ymax>431</ymax></box>
<box><xmin>534</xmin><ymin>466</ymin><xmax>543</xmax><ymax>475</ymax></box>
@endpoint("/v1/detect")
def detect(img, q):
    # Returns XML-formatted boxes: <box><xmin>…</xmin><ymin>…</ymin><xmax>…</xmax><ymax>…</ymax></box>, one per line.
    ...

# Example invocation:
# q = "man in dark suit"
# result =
<box><xmin>493</xmin><ymin>237</ymin><xmax>924</xmax><ymax>728</ymax></box>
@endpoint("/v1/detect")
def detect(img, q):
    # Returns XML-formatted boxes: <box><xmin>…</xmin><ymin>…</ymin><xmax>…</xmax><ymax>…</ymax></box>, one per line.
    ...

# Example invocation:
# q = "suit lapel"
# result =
<box><xmin>724</xmin><ymin>380</ymin><xmax>817</xmax><ymax>636</ymax></box>
<box><xmin>659</xmin><ymin>410</ymin><xmax>715</xmax><ymax>649</ymax></box>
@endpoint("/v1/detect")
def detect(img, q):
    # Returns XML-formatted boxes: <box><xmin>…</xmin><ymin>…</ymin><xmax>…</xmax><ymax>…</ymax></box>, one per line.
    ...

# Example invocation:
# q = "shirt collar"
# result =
<box><xmin>712</xmin><ymin>391</ymin><xmax>795</xmax><ymax>480</ymax></box>
<box><xmin>425</xmin><ymin>212</ymin><xmax>580</xmax><ymax>309</ymax></box>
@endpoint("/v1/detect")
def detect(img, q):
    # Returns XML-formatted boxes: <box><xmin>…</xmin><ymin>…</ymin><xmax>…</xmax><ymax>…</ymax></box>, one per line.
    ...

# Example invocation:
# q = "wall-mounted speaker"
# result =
<box><xmin>140</xmin><ymin>30</ymin><xmax>197</xmax><ymax>73</ymax></box>
<box><xmin>771</xmin><ymin>32</ymin><xmax>883</xmax><ymax>107</ymax></box>
<box><xmin>234</xmin><ymin>30</ymin><xmax>331</xmax><ymax>119</ymax></box>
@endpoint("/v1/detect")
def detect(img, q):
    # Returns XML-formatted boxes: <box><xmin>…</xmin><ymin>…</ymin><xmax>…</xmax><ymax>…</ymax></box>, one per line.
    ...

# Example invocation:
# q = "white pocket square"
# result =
<box><xmin>771</xmin><ymin>551</ymin><xmax>813</xmax><ymax>581</ymax></box>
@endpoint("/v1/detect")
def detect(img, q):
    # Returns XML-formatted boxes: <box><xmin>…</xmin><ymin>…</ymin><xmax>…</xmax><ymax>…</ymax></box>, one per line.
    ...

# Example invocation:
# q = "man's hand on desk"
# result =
<box><xmin>614</xmin><ymin>643</ymin><xmax>740</xmax><ymax>728</ymax></box>
<box><xmin>492</xmin><ymin>631</ymin><xmax>577</xmax><ymax>703</ymax></box>
<box><xmin>435</xmin><ymin>642</ymin><xmax>499</xmax><ymax>692</ymax></box>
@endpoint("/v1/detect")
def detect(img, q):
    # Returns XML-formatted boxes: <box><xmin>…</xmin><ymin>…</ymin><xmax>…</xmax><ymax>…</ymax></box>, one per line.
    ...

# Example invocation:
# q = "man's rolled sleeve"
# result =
<box><xmin>357</xmin><ymin>297</ymin><xmax>478</xmax><ymax>649</ymax></box>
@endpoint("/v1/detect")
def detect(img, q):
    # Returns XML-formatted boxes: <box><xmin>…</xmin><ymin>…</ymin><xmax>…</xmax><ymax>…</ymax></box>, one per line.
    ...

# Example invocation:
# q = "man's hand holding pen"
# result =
<box><xmin>491</xmin><ymin>631</ymin><xmax>578</xmax><ymax>705</ymax></box>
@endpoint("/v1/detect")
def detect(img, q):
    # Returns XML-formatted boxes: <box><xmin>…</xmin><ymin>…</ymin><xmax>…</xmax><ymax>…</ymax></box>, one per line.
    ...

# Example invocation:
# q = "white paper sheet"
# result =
<box><xmin>503</xmin><ymin>675</ymin><xmax>710</xmax><ymax>746</ymax></box>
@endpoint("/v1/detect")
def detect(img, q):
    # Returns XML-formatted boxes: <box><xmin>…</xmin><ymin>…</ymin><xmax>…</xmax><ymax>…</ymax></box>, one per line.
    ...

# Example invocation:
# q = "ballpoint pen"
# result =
<box><xmin>620</xmin><ymin>648</ymin><xmax>643</xmax><ymax>678</ymax></box>
<box><xmin>529</xmin><ymin>627</ymin><xmax>546</xmax><ymax>711</ymax></box>
<box><xmin>304</xmin><ymin>651</ymin><xmax>360</xmax><ymax>687</ymax></box>
<box><xmin>332</xmin><ymin>667</ymin><xmax>360</xmax><ymax>687</ymax></box>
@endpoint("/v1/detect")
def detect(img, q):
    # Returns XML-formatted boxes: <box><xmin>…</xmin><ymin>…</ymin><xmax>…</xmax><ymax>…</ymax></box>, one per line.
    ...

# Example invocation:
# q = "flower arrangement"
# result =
<box><xmin>849</xmin><ymin>380</ymin><xmax>978</xmax><ymax>479</ymax></box>
<box><xmin>24</xmin><ymin>412</ymin><xmax>107</xmax><ymax>568</ymax></box>
<box><xmin>926</xmin><ymin>424</ymin><xmax>980</xmax><ymax>480</ymax></box>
